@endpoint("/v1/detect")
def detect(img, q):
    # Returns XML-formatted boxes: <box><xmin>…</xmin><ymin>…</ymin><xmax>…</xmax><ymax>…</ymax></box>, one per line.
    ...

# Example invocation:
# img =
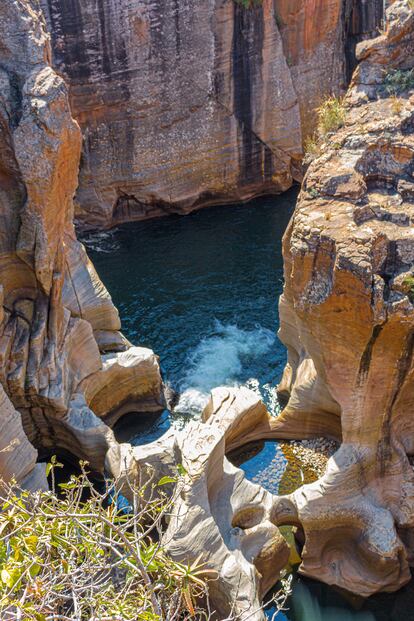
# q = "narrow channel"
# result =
<box><xmin>84</xmin><ymin>192</ymin><xmax>296</xmax><ymax>435</ymax></box>
<box><xmin>82</xmin><ymin>193</ymin><xmax>411</xmax><ymax>621</ymax></box>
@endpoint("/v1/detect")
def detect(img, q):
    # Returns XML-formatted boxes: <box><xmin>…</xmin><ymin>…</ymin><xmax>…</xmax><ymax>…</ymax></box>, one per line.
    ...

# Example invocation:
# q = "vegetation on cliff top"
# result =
<box><xmin>304</xmin><ymin>96</ymin><xmax>346</xmax><ymax>157</ymax></box>
<box><xmin>0</xmin><ymin>461</ymin><xmax>214</xmax><ymax>621</ymax></box>
<box><xmin>383</xmin><ymin>68</ymin><xmax>414</xmax><ymax>95</ymax></box>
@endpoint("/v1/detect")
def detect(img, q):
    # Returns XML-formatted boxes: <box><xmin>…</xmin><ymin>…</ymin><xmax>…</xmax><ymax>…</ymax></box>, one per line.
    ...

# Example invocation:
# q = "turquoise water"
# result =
<box><xmin>82</xmin><ymin>194</ymin><xmax>412</xmax><ymax>620</ymax></box>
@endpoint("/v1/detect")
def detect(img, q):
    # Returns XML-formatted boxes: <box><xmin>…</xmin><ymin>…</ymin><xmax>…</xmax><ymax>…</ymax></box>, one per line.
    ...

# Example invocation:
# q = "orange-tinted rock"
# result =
<box><xmin>40</xmin><ymin>0</ymin><xmax>382</xmax><ymax>229</ymax></box>
<box><xmin>0</xmin><ymin>0</ymin><xmax>164</xmax><ymax>488</ymax></box>
<box><xmin>277</xmin><ymin>0</ymin><xmax>414</xmax><ymax>596</ymax></box>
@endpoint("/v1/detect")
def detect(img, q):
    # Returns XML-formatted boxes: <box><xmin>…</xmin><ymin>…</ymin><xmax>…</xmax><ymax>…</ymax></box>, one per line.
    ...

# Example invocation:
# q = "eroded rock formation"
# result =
<box><xmin>0</xmin><ymin>0</ymin><xmax>164</xmax><ymax>488</ymax></box>
<box><xmin>110</xmin><ymin>0</ymin><xmax>414</xmax><ymax>611</ymax></box>
<box><xmin>2</xmin><ymin>0</ymin><xmax>414</xmax><ymax>617</ymax></box>
<box><xmin>108</xmin><ymin>389</ymin><xmax>292</xmax><ymax>621</ymax></box>
<box><xmin>278</xmin><ymin>0</ymin><xmax>414</xmax><ymax>596</ymax></box>
<box><xmin>40</xmin><ymin>0</ymin><xmax>383</xmax><ymax>229</ymax></box>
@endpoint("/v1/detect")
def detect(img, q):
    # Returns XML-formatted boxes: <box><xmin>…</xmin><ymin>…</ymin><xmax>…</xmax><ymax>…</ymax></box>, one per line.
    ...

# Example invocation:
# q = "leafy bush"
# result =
<box><xmin>0</xmin><ymin>461</ymin><xmax>214</xmax><ymax>621</ymax></box>
<box><xmin>383</xmin><ymin>68</ymin><xmax>414</xmax><ymax>95</ymax></box>
<box><xmin>0</xmin><ymin>460</ymin><xmax>292</xmax><ymax>620</ymax></box>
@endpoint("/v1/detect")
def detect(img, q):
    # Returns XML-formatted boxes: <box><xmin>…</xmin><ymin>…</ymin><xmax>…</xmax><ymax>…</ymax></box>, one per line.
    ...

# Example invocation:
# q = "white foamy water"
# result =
<box><xmin>174</xmin><ymin>321</ymin><xmax>276</xmax><ymax>416</ymax></box>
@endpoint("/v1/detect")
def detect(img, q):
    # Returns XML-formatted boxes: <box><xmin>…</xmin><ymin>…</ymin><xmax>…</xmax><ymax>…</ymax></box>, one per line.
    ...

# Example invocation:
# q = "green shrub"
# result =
<box><xmin>307</xmin><ymin>187</ymin><xmax>320</xmax><ymax>199</ymax></box>
<box><xmin>316</xmin><ymin>96</ymin><xmax>346</xmax><ymax>136</ymax></box>
<box><xmin>304</xmin><ymin>96</ymin><xmax>346</xmax><ymax>158</ymax></box>
<box><xmin>0</xmin><ymin>462</ymin><xmax>213</xmax><ymax>620</ymax></box>
<box><xmin>0</xmin><ymin>460</ymin><xmax>292</xmax><ymax>620</ymax></box>
<box><xmin>383</xmin><ymin>68</ymin><xmax>414</xmax><ymax>95</ymax></box>
<box><xmin>402</xmin><ymin>275</ymin><xmax>414</xmax><ymax>302</ymax></box>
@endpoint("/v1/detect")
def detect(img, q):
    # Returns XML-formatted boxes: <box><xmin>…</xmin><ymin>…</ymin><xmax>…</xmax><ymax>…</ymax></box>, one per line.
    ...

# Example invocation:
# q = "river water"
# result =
<box><xmin>85</xmin><ymin>192</ymin><xmax>296</xmax><ymax>432</ymax></box>
<box><xmin>83</xmin><ymin>193</ymin><xmax>411</xmax><ymax>621</ymax></box>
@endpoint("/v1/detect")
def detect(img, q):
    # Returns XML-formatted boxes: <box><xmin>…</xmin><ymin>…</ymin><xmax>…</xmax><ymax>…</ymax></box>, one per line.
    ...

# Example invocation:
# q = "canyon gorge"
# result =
<box><xmin>1</xmin><ymin>0</ymin><xmax>414</xmax><ymax>620</ymax></box>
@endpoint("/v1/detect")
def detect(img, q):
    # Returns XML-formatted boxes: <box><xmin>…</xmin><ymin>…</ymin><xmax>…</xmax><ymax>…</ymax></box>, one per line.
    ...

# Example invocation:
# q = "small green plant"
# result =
<box><xmin>308</xmin><ymin>187</ymin><xmax>320</xmax><ymax>199</ymax></box>
<box><xmin>408</xmin><ymin>0</ymin><xmax>414</xmax><ymax>10</ymax></box>
<box><xmin>316</xmin><ymin>96</ymin><xmax>346</xmax><ymax>136</ymax></box>
<box><xmin>402</xmin><ymin>275</ymin><xmax>414</xmax><ymax>302</ymax></box>
<box><xmin>304</xmin><ymin>96</ymin><xmax>346</xmax><ymax>159</ymax></box>
<box><xmin>383</xmin><ymin>68</ymin><xmax>414</xmax><ymax>95</ymax></box>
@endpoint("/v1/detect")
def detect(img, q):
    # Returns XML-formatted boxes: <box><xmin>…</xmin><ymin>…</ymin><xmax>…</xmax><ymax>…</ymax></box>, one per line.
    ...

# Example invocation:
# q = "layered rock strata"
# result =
<box><xmin>3</xmin><ymin>0</ymin><xmax>414</xmax><ymax>616</ymax></box>
<box><xmin>40</xmin><ymin>0</ymin><xmax>383</xmax><ymax>229</ymax></box>
<box><xmin>110</xmin><ymin>0</ymin><xmax>414</xmax><ymax>610</ymax></box>
<box><xmin>278</xmin><ymin>0</ymin><xmax>414</xmax><ymax>596</ymax></box>
<box><xmin>0</xmin><ymin>0</ymin><xmax>164</xmax><ymax>488</ymax></box>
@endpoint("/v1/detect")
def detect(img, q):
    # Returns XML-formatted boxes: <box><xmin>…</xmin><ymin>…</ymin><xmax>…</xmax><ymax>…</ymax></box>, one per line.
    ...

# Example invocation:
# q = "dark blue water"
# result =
<box><xmin>84</xmin><ymin>193</ymin><xmax>296</xmax><ymax>428</ymax></box>
<box><xmin>82</xmin><ymin>194</ymin><xmax>412</xmax><ymax>621</ymax></box>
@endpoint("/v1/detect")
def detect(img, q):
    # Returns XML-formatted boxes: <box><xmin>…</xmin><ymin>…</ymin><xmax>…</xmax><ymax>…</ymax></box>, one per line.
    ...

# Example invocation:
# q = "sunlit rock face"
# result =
<box><xmin>0</xmin><ymin>0</ymin><xmax>164</xmax><ymax>489</ymax></box>
<box><xmin>278</xmin><ymin>0</ymin><xmax>414</xmax><ymax>597</ymax></box>
<box><xmin>108</xmin><ymin>388</ymin><xmax>292</xmax><ymax>621</ymax></box>
<box><xmin>40</xmin><ymin>0</ymin><xmax>382</xmax><ymax>229</ymax></box>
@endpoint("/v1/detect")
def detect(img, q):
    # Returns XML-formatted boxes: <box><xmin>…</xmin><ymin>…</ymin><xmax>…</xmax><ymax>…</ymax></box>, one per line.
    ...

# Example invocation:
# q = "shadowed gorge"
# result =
<box><xmin>1</xmin><ymin>0</ymin><xmax>414</xmax><ymax>620</ymax></box>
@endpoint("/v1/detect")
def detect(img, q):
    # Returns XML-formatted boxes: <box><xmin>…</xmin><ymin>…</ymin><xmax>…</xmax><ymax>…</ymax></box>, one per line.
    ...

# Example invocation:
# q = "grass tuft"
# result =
<box><xmin>316</xmin><ymin>96</ymin><xmax>347</xmax><ymax>136</ymax></box>
<box><xmin>390</xmin><ymin>94</ymin><xmax>404</xmax><ymax>115</ymax></box>
<box><xmin>304</xmin><ymin>96</ymin><xmax>346</xmax><ymax>157</ymax></box>
<box><xmin>402</xmin><ymin>275</ymin><xmax>414</xmax><ymax>303</ymax></box>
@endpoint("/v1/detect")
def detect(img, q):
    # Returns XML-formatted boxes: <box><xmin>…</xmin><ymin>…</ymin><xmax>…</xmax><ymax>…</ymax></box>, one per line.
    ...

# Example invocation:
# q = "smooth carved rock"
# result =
<box><xmin>108</xmin><ymin>394</ymin><xmax>291</xmax><ymax>621</ymax></box>
<box><xmin>82</xmin><ymin>347</ymin><xmax>165</xmax><ymax>426</ymax></box>
<box><xmin>0</xmin><ymin>0</ymin><xmax>164</xmax><ymax>488</ymax></box>
<box><xmin>203</xmin><ymin>384</ymin><xmax>341</xmax><ymax>451</ymax></box>
<box><xmin>0</xmin><ymin>382</ymin><xmax>39</xmax><ymax>487</ymax></box>
<box><xmin>277</xmin><ymin>0</ymin><xmax>414</xmax><ymax>596</ymax></box>
<box><xmin>40</xmin><ymin>0</ymin><xmax>382</xmax><ymax>229</ymax></box>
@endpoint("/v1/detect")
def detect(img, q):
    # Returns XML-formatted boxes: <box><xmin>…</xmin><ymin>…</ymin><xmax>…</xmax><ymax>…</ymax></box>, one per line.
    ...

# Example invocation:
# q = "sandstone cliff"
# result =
<box><xmin>3</xmin><ymin>0</ymin><xmax>414</xmax><ymax>616</ymax></box>
<box><xmin>278</xmin><ymin>0</ymin><xmax>414</xmax><ymax>596</ymax></box>
<box><xmin>106</xmin><ymin>2</ymin><xmax>414</xmax><ymax>603</ymax></box>
<box><xmin>40</xmin><ymin>0</ymin><xmax>383</xmax><ymax>229</ymax></box>
<box><xmin>0</xmin><ymin>0</ymin><xmax>164</xmax><ymax>489</ymax></box>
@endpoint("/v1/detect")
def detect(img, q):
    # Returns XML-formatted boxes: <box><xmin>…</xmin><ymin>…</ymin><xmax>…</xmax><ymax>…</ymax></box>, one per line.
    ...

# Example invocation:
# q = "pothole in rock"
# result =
<box><xmin>228</xmin><ymin>437</ymin><xmax>339</xmax><ymax>496</ymax></box>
